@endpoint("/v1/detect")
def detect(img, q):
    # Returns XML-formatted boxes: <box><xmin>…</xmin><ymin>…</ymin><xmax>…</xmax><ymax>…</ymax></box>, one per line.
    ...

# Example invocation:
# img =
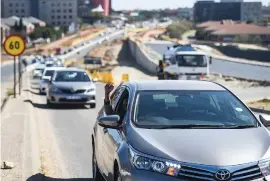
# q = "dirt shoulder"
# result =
<box><xmin>247</xmin><ymin>99</ymin><xmax>270</xmax><ymax>112</ymax></box>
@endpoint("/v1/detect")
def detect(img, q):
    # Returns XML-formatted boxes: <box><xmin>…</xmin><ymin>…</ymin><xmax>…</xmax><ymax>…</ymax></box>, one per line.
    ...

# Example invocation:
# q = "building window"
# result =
<box><xmin>63</xmin><ymin>15</ymin><xmax>66</xmax><ymax>19</ymax></box>
<box><xmin>52</xmin><ymin>22</ymin><xmax>55</xmax><ymax>25</ymax></box>
<box><xmin>15</xmin><ymin>3</ymin><xmax>18</xmax><ymax>6</ymax></box>
<box><xmin>58</xmin><ymin>22</ymin><xmax>61</xmax><ymax>25</ymax></box>
<box><xmin>69</xmin><ymin>15</ymin><xmax>72</xmax><ymax>19</ymax></box>
<box><xmin>9</xmin><ymin>3</ymin><xmax>12</xmax><ymax>7</ymax></box>
<box><xmin>52</xmin><ymin>3</ymin><xmax>54</xmax><ymax>6</ymax></box>
<box><xmin>52</xmin><ymin>9</ymin><xmax>55</xmax><ymax>13</ymax></box>
<box><xmin>57</xmin><ymin>15</ymin><xmax>61</xmax><ymax>19</ymax></box>
<box><xmin>21</xmin><ymin>3</ymin><xmax>24</xmax><ymax>7</ymax></box>
<box><xmin>57</xmin><ymin>3</ymin><xmax>60</xmax><ymax>6</ymax></box>
<box><xmin>21</xmin><ymin>9</ymin><xmax>25</xmax><ymax>13</ymax></box>
<box><xmin>69</xmin><ymin>3</ymin><xmax>72</xmax><ymax>6</ymax></box>
<box><xmin>63</xmin><ymin>3</ymin><xmax>66</xmax><ymax>6</ymax></box>
<box><xmin>9</xmin><ymin>10</ymin><xmax>13</xmax><ymax>13</ymax></box>
<box><xmin>15</xmin><ymin>10</ymin><xmax>19</xmax><ymax>13</ymax></box>
<box><xmin>51</xmin><ymin>15</ymin><xmax>55</xmax><ymax>19</ymax></box>
<box><xmin>57</xmin><ymin>9</ymin><xmax>61</xmax><ymax>13</ymax></box>
<box><xmin>69</xmin><ymin>9</ymin><xmax>72</xmax><ymax>13</ymax></box>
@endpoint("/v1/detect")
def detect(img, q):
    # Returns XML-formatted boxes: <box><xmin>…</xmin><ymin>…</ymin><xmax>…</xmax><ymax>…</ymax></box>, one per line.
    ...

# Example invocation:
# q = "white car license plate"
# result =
<box><xmin>66</xmin><ymin>96</ymin><xmax>81</xmax><ymax>100</ymax></box>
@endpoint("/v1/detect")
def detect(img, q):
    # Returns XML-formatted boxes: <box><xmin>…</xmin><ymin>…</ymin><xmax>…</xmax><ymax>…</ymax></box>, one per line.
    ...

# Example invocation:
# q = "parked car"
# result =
<box><xmin>92</xmin><ymin>80</ymin><xmax>270</xmax><ymax>181</ymax></box>
<box><xmin>46</xmin><ymin>68</ymin><xmax>97</xmax><ymax>108</ymax></box>
<box><xmin>39</xmin><ymin>67</ymin><xmax>65</xmax><ymax>94</ymax></box>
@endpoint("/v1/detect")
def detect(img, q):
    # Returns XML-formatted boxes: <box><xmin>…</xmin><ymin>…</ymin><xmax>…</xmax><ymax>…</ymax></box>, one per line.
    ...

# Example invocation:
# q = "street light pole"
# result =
<box><xmin>13</xmin><ymin>56</ymin><xmax>16</xmax><ymax>98</ymax></box>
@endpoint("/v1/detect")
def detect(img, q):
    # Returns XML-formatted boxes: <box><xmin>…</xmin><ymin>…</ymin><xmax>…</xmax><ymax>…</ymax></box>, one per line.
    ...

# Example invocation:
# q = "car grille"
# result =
<box><xmin>178</xmin><ymin>164</ymin><xmax>262</xmax><ymax>181</ymax></box>
<box><xmin>60</xmin><ymin>89</ymin><xmax>86</xmax><ymax>94</ymax></box>
<box><xmin>59</xmin><ymin>98</ymin><xmax>88</xmax><ymax>102</ymax></box>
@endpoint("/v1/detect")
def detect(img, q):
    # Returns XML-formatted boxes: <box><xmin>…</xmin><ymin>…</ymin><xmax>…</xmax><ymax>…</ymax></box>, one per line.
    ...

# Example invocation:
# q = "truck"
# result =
<box><xmin>163</xmin><ymin>51</ymin><xmax>212</xmax><ymax>80</ymax></box>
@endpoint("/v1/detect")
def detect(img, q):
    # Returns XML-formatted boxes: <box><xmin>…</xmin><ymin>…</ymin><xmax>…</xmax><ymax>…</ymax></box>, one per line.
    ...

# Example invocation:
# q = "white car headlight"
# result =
<box><xmin>129</xmin><ymin>147</ymin><xmax>181</xmax><ymax>176</ymax></box>
<box><xmin>51</xmin><ymin>87</ymin><xmax>60</xmax><ymax>93</ymax></box>
<box><xmin>86</xmin><ymin>88</ymin><xmax>95</xmax><ymax>92</ymax></box>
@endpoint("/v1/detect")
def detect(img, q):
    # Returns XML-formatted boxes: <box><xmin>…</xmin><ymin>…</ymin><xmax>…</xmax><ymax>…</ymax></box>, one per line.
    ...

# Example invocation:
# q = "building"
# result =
<box><xmin>1</xmin><ymin>23</ymin><xmax>11</xmax><ymax>44</ymax></box>
<box><xmin>194</xmin><ymin>1</ymin><xmax>262</xmax><ymax>23</ymax></box>
<box><xmin>262</xmin><ymin>5</ymin><xmax>270</xmax><ymax>18</ymax></box>
<box><xmin>241</xmin><ymin>2</ymin><xmax>262</xmax><ymax>22</ymax></box>
<box><xmin>196</xmin><ymin>20</ymin><xmax>270</xmax><ymax>43</ymax></box>
<box><xmin>1</xmin><ymin>0</ymin><xmax>31</xmax><ymax>18</ymax></box>
<box><xmin>178</xmin><ymin>8</ymin><xmax>193</xmax><ymax>20</ymax></box>
<box><xmin>1</xmin><ymin>16</ymin><xmax>35</xmax><ymax>35</ymax></box>
<box><xmin>38</xmin><ymin>0</ymin><xmax>77</xmax><ymax>27</ymax></box>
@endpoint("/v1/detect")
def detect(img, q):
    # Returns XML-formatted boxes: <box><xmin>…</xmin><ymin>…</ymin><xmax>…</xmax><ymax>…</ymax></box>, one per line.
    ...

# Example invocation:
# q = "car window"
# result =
<box><xmin>44</xmin><ymin>70</ymin><xmax>55</xmax><ymax>77</ymax></box>
<box><xmin>53</xmin><ymin>71</ymin><xmax>90</xmax><ymax>82</ymax></box>
<box><xmin>134</xmin><ymin>90</ymin><xmax>257</xmax><ymax>128</ymax></box>
<box><xmin>111</xmin><ymin>87</ymin><xmax>125</xmax><ymax>111</ymax></box>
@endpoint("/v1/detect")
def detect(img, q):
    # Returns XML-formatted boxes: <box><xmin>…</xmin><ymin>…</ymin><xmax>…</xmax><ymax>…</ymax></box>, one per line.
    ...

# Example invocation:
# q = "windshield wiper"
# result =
<box><xmin>151</xmin><ymin>124</ymin><xmax>227</xmax><ymax>129</ymax></box>
<box><xmin>225</xmin><ymin>125</ymin><xmax>256</xmax><ymax>129</ymax></box>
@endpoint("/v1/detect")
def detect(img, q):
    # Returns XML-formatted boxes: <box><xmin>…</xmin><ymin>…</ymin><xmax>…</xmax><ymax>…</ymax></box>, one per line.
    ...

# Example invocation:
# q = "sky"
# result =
<box><xmin>112</xmin><ymin>0</ymin><xmax>270</xmax><ymax>10</ymax></box>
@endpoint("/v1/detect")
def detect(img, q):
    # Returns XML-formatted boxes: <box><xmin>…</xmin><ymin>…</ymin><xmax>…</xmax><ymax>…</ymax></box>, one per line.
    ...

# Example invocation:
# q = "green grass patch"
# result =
<box><xmin>6</xmin><ymin>88</ymin><xmax>14</xmax><ymax>96</ymax></box>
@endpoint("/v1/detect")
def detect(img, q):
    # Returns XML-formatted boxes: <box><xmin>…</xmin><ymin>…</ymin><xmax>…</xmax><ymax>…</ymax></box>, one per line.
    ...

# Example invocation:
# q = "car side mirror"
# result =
<box><xmin>209</xmin><ymin>56</ymin><xmax>212</xmax><ymax>64</ymax></box>
<box><xmin>98</xmin><ymin>115</ymin><xmax>120</xmax><ymax>129</ymax></box>
<box><xmin>260</xmin><ymin>115</ymin><xmax>270</xmax><ymax>127</ymax></box>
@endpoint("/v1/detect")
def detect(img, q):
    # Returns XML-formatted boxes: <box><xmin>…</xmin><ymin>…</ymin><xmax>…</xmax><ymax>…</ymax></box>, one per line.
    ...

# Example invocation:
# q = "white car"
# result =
<box><xmin>39</xmin><ymin>67</ymin><xmax>65</xmax><ymax>94</ymax></box>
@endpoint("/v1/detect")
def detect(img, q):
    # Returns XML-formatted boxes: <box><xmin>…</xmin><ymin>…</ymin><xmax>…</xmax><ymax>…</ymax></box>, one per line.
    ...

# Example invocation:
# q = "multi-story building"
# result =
<box><xmin>220</xmin><ymin>0</ymin><xmax>243</xmax><ymax>2</ymax></box>
<box><xmin>241</xmin><ymin>2</ymin><xmax>262</xmax><ymax>22</ymax></box>
<box><xmin>178</xmin><ymin>8</ymin><xmax>193</xmax><ymax>20</ymax></box>
<box><xmin>38</xmin><ymin>0</ymin><xmax>77</xmax><ymax>27</ymax></box>
<box><xmin>194</xmin><ymin>1</ymin><xmax>262</xmax><ymax>23</ymax></box>
<box><xmin>1</xmin><ymin>0</ymin><xmax>31</xmax><ymax>18</ymax></box>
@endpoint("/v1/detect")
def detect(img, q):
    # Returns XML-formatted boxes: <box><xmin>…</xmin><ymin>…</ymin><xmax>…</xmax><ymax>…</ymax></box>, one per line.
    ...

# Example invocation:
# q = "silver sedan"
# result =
<box><xmin>46</xmin><ymin>68</ymin><xmax>97</xmax><ymax>108</ymax></box>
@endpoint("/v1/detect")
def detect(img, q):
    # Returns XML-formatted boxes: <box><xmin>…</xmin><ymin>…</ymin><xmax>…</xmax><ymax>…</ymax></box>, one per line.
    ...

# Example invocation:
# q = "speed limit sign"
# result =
<box><xmin>4</xmin><ymin>35</ymin><xmax>26</xmax><ymax>56</ymax></box>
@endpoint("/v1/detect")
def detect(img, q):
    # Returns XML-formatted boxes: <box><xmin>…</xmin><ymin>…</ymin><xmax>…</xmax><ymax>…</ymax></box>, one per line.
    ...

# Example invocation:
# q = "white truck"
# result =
<box><xmin>163</xmin><ymin>51</ymin><xmax>212</xmax><ymax>80</ymax></box>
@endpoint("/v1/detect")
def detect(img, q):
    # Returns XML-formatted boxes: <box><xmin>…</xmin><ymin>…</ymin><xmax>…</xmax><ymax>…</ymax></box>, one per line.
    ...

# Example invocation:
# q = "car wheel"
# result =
<box><xmin>90</xmin><ymin>103</ymin><xmax>96</xmax><ymax>109</ymax></box>
<box><xmin>115</xmin><ymin>168</ymin><xmax>122</xmax><ymax>181</ymax></box>
<box><xmin>92</xmin><ymin>147</ymin><xmax>104</xmax><ymax>181</ymax></box>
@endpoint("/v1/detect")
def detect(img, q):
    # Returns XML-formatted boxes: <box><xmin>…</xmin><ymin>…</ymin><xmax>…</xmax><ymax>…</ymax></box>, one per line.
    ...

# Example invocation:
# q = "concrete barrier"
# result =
<box><xmin>127</xmin><ymin>37</ymin><xmax>159</xmax><ymax>74</ymax></box>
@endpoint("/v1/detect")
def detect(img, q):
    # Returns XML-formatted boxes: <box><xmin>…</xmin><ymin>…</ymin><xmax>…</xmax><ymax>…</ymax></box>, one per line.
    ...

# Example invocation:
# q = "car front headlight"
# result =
<box><xmin>129</xmin><ymin>147</ymin><xmax>181</xmax><ymax>177</ymax></box>
<box><xmin>51</xmin><ymin>87</ymin><xmax>61</xmax><ymax>93</ymax></box>
<box><xmin>86</xmin><ymin>88</ymin><xmax>95</xmax><ymax>92</ymax></box>
<box><xmin>259</xmin><ymin>159</ymin><xmax>270</xmax><ymax>177</ymax></box>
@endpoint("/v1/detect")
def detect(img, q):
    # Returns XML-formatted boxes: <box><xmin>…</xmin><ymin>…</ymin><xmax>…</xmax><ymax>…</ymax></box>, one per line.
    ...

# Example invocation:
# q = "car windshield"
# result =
<box><xmin>175</xmin><ymin>55</ymin><xmax>207</xmax><ymax>67</ymax></box>
<box><xmin>53</xmin><ymin>71</ymin><xmax>90</xmax><ymax>82</ymax></box>
<box><xmin>44</xmin><ymin>70</ymin><xmax>55</xmax><ymax>77</ymax></box>
<box><xmin>134</xmin><ymin>90</ymin><xmax>257</xmax><ymax>129</ymax></box>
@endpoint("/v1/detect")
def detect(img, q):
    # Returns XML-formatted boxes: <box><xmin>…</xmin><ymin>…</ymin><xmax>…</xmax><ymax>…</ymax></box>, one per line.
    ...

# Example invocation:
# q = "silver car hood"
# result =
<box><xmin>52</xmin><ymin>82</ymin><xmax>95</xmax><ymax>90</ymax></box>
<box><xmin>128</xmin><ymin>127</ymin><xmax>270</xmax><ymax>166</ymax></box>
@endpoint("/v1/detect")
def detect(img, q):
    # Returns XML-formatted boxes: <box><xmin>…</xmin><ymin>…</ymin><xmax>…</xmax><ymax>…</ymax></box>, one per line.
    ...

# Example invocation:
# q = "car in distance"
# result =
<box><xmin>46</xmin><ymin>68</ymin><xmax>96</xmax><ymax>108</ymax></box>
<box><xmin>92</xmin><ymin>80</ymin><xmax>270</xmax><ymax>181</ymax></box>
<box><xmin>39</xmin><ymin>67</ymin><xmax>65</xmax><ymax>94</ymax></box>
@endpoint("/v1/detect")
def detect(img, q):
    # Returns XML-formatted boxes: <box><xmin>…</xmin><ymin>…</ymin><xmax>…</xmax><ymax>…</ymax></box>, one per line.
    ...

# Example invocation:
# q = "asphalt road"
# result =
<box><xmin>146</xmin><ymin>43</ymin><xmax>270</xmax><ymax>81</ymax></box>
<box><xmin>28</xmin><ymin>82</ymin><xmax>105</xmax><ymax>179</ymax></box>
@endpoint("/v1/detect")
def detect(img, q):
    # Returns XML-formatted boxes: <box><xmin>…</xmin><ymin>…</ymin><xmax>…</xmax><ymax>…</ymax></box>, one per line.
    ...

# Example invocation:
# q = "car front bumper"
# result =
<box><xmin>47</xmin><ymin>91</ymin><xmax>96</xmax><ymax>105</ymax></box>
<box><xmin>121</xmin><ymin>167</ymin><xmax>266</xmax><ymax>181</ymax></box>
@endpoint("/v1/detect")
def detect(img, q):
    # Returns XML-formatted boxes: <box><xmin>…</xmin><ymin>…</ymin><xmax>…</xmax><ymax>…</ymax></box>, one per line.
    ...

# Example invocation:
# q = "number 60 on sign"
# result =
<box><xmin>4</xmin><ymin>35</ymin><xmax>26</xmax><ymax>56</ymax></box>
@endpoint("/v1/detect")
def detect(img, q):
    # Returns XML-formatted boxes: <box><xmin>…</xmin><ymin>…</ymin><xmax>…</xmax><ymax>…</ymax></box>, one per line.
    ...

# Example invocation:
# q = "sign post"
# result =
<box><xmin>3</xmin><ymin>35</ymin><xmax>26</xmax><ymax>98</ymax></box>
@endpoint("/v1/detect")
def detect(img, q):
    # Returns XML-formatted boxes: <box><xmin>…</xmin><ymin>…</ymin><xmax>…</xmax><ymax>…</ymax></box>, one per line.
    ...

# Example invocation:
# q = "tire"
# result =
<box><xmin>90</xmin><ymin>103</ymin><xmax>96</xmax><ymax>109</ymax></box>
<box><xmin>92</xmin><ymin>147</ymin><xmax>104</xmax><ymax>181</ymax></box>
<box><xmin>115</xmin><ymin>167</ymin><xmax>122</xmax><ymax>181</ymax></box>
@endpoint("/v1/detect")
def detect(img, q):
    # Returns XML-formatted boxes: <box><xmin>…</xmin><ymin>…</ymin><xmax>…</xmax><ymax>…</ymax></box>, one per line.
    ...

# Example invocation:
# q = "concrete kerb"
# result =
<box><xmin>24</xmin><ymin>65</ymin><xmax>42</xmax><ymax>177</ymax></box>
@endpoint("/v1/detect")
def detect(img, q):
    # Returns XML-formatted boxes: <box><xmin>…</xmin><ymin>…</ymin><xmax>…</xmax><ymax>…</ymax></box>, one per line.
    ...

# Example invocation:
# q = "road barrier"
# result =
<box><xmin>121</xmin><ymin>74</ymin><xmax>129</xmax><ymax>82</ymax></box>
<box><xmin>127</xmin><ymin>37</ymin><xmax>158</xmax><ymax>74</ymax></box>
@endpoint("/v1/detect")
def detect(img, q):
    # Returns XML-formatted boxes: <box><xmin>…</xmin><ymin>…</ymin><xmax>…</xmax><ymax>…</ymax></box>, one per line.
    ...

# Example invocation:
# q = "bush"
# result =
<box><xmin>29</xmin><ymin>26</ymin><xmax>66</xmax><ymax>41</ymax></box>
<box><xmin>166</xmin><ymin>20</ymin><xmax>192</xmax><ymax>39</ymax></box>
<box><xmin>233</xmin><ymin>35</ymin><xmax>262</xmax><ymax>44</ymax></box>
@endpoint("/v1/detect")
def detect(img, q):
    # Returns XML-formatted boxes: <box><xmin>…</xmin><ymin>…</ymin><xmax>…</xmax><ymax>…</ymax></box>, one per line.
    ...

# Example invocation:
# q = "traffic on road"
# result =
<box><xmin>2</xmin><ymin>20</ymin><xmax>270</xmax><ymax>181</ymax></box>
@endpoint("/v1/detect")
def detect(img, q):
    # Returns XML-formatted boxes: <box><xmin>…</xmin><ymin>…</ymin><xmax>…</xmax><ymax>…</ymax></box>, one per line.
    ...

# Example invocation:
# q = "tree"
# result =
<box><xmin>19</xmin><ymin>18</ymin><xmax>23</xmax><ymax>31</ymax></box>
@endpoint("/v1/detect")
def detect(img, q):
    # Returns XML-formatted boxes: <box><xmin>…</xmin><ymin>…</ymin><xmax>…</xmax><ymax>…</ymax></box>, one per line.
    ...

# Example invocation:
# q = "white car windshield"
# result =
<box><xmin>175</xmin><ymin>55</ymin><xmax>207</xmax><ymax>67</ymax></box>
<box><xmin>134</xmin><ymin>90</ymin><xmax>257</xmax><ymax>129</ymax></box>
<box><xmin>44</xmin><ymin>70</ymin><xmax>55</xmax><ymax>77</ymax></box>
<box><xmin>53</xmin><ymin>71</ymin><xmax>90</xmax><ymax>82</ymax></box>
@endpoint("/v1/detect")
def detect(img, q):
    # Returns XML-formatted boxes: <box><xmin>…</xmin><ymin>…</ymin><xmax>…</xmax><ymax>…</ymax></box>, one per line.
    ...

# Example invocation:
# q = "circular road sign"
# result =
<box><xmin>4</xmin><ymin>35</ymin><xmax>26</xmax><ymax>56</ymax></box>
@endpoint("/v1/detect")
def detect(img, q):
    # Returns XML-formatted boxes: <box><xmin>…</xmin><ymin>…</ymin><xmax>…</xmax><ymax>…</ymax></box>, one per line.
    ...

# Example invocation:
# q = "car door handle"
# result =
<box><xmin>103</xmin><ymin>128</ymin><xmax>108</xmax><ymax>134</ymax></box>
